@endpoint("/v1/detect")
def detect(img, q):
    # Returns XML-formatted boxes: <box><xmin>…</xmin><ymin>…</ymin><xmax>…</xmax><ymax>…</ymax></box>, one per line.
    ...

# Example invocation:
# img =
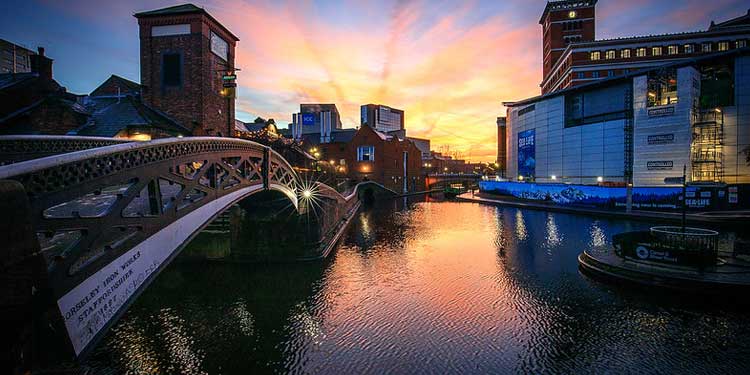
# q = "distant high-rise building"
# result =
<box><xmin>135</xmin><ymin>4</ymin><xmax>239</xmax><ymax>137</ymax></box>
<box><xmin>290</xmin><ymin>103</ymin><xmax>343</xmax><ymax>142</ymax></box>
<box><xmin>0</xmin><ymin>39</ymin><xmax>35</xmax><ymax>73</ymax></box>
<box><xmin>360</xmin><ymin>104</ymin><xmax>404</xmax><ymax>133</ymax></box>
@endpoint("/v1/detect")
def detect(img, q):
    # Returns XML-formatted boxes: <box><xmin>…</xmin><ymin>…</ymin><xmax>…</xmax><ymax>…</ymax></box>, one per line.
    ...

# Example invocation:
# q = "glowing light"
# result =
<box><xmin>597</xmin><ymin>176</ymin><xmax>604</xmax><ymax>182</ymax></box>
<box><xmin>302</xmin><ymin>189</ymin><xmax>312</xmax><ymax>198</ymax></box>
<box><xmin>550</xmin><ymin>175</ymin><xmax>557</xmax><ymax>180</ymax></box>
<box><xmin>715</xmin><ymin>108</ymin><xmax>722</xmax><ymax>113</ymax></box>
<box><xmin>130</xmin><ymin>133</ymin><xmax>151</xmax><ymax>141</ymax></box>
<box><xmin>518</xmin><ymin>175</ymin><xmax>524</xmax><ymax>181</ymax></box>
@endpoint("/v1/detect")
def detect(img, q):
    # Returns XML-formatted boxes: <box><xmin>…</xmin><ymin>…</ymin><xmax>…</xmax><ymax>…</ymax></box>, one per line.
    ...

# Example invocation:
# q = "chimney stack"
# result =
<box><xmin>30</xmin><ymin>46</ymin><xmax>53</xmax><ymax>81</ymax></box>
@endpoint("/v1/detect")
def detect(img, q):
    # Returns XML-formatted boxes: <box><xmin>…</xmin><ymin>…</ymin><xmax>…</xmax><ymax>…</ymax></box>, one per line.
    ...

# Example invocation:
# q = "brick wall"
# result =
<box><xmin>138</xmin><ymin>13</ymin><xmax>236</xmax><ymax>136</ymax></box>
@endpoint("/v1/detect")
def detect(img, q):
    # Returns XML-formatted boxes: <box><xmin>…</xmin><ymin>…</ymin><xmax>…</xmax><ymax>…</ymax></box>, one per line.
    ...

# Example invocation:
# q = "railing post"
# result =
<box><xmin>262</xmin><ymin>147</ymin><xmax>270</xmax><ymax>190</ymax></box>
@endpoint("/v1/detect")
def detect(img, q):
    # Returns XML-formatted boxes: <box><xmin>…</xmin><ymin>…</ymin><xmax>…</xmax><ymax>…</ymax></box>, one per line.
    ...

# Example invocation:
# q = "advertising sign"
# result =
<box><xmin>517</xmin><ymin>129</ymin><xmax>535</xmax><ymax>178</ymax></box>
<box><xmin>301</xmin><ymin>113</ymin><xmax>315</xmax><ymax>126</ymax></box>
<box><xmin>647</xmin><ymin>161</ymin><xmax>673</xmax><ymax>170</ymax></box>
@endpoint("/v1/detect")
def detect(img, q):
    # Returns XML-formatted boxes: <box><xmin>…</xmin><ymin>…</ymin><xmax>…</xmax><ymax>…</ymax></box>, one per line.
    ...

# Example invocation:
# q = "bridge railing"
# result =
<box><xmin>0</xmin><ymin>135</ymin><xmax>133</xmax><ymax>166</ymax></box>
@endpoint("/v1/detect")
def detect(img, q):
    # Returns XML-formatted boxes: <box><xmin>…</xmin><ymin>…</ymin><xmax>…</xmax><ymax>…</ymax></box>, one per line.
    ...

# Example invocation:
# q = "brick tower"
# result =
<box><xmin>135</xmin><ymin>4</ymin><xmax>239</xmax><ymax>136</ymax></box>
<box><xmin>540</xmin><ymin>0</ymin><xmax>596</xmax><ymax>81</ymax></box>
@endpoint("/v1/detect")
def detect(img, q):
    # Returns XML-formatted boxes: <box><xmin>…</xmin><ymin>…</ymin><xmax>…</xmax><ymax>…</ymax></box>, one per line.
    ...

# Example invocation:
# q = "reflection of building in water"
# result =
<box><xmin>545</xmin><ymin>213</ymin><xmax>562</xmax><ymax>248</ymax></box>
<box><xmin>514</xmin><ymin>209</ymin><xmax>528</xmax><ymax>241</ymax></box>
<box><xmin>588</xmin><ymin>221</ymin><xmax>606</xmax><ymax>248</ymax></box>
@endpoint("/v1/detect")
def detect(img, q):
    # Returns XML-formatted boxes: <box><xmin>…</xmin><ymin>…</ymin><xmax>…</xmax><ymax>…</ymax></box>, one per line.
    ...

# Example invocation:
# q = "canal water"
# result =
<box><xmin>85</xmin><ymin>196</ymin><xmax>750</xmax><ymax>374</ymax></box>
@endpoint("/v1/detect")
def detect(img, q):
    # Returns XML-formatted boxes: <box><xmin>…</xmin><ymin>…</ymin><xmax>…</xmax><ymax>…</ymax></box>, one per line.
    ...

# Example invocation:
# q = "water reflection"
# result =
<box><xmin>86</xmin><ymin>198</ymin><xmax>750</xmax><ymax>374</ymax></box>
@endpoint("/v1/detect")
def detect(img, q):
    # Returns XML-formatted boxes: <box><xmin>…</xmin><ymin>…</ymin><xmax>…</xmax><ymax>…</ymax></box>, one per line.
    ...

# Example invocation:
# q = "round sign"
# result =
<box><xmin>636</xmin><ymin>246</ymin><xmax>649</xmax><ymax>259</ymax></box>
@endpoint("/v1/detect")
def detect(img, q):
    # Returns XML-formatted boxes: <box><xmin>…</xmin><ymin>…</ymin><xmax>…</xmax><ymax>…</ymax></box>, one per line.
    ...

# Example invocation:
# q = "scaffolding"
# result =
<box><xmin>691</xmin><ymin>109</ymin><xmax>724</xmax><ymax>183</ymax></box>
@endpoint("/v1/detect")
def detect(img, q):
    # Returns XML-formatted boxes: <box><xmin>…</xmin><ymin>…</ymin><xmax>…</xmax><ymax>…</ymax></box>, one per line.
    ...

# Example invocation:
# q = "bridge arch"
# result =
<box><xmin>0</xmin><ymin>136</ymin><xmax>302</xmax><ymax>356</ymax></box>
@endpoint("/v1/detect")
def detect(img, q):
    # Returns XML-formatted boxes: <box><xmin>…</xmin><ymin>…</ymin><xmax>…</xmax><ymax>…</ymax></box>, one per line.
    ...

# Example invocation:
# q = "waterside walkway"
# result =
<box><xmin>457</xmin><ymin>192</ymin><xmax>750</xmax><ymax>226</ymax></box>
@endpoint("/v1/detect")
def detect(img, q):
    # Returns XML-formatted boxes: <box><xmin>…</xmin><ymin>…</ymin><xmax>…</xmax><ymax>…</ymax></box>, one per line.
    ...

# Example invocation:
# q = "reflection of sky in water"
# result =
<box><xmin>86</xmin><ymin>200</ymin><xmax>749</xmax><ymax>374</ymax></box>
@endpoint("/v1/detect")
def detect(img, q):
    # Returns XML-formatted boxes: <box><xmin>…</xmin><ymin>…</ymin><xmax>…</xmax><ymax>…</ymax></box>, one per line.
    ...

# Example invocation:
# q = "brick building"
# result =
<box><xmin>0</xmin><ymin>48</ymin><xmax>89</xmax><ymax>135</ymax></box>
<box><xmin>304</xmin><ymin>126</ymin><xmax>425</xmax><ymax>193</ymax></box>
<box><xmin>135</xmin><ymin>4</ymin><xmax>239</xmax><ymax>137</ymax></box>
<box><xmin>540</xmin><ymin>1</ymin><xmax>750</xmax><ymax>94</ymax></box>
<box><xmin>1</xmin><ymin>39</ymin><xmax>35</xmax><ymax>74</ymax></box>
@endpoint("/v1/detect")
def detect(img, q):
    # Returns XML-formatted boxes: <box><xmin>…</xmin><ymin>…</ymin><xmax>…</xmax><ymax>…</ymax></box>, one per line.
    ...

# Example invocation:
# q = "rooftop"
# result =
<box><xmin>134</xmin><ymin>3</ymin><xmax>239</xmax><ymax>41</ymax></box>
<box><xmin>509</xmin><ymin>47</ymin><xmax>750</xmax><ymax>108</ymax></box>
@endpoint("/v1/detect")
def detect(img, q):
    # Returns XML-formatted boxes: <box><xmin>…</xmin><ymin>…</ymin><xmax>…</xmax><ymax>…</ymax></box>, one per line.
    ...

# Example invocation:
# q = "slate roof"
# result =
<box><xmin>0</xmin><ymin>73</ymin><xmax>38</xmax><ymax>90</ymax></box>
<box><xmin>134</xmin><ymin>3</ymin><xmax>204</xmax><ymax>17</ymax></box>
<box><xmin>90</xmin><ymin>74</ymin><xmax>141</xmax><ymax>97</ymax></box>
<box><xmin>75</xmin><ymin>96</ymin><xmax>189</xmax><ymax>137</ymax></box>
<box><xmin>134</xmin><ymin>3</ymin><xmax>240</xmax><ymax>41</ymax></box>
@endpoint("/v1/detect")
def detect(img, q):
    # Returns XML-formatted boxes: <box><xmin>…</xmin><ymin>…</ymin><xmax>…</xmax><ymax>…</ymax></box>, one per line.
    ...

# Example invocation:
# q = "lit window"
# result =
<box><xmin>702</xmin><ymin>42</ymin><xmax>712</xmax><ymax>52</ymax></box>
<box><xmin>718</xmin><ymin>41</ymin><xmax>729</xmax><ymax>51</ymax></box>
<box><xmin>621</xmin><ymin>49</ymin><xmax>631</xmax><ymax>58</ymax></box>
<box><xmin>651</xmin><ymin>47</ymin><xmax>662</xmax><ymax>56</ymax></box>
<box><xmin>636</xmin><ymin>47</ymin><xmax>647</xmax><ymax>57</ymax></box>
<box><xmin>605</xmin><ymin>50</ymin><xmax>616</xmax><ymax>59</ymax></box>
<box><xmin>592</xmin><ymin>71</ymin><xmax>600</xmax><ymax>78</ymax></box>
<box><xmin>684</xmin><ymin>44</ymin><xmax>694</xmax><ymax>53</ymax></box>
<box><xmin>357</xmin><ymin>146</ymin><xmax>375</xmax><ymax>161</ymax></box>
<box><xmin>647</xmin><ymin>68</ymin><xmax>678</xmax><ymax>107</ymax></box>
<box><xmin>590</xmin><ymin>51</ymin><xmax>601</xmax><ymax>61</ymax></box>
<box><xmin>668</xmin><ymin>45</ymin><xmax>678</xmax><ymax>55</ymax></box>
<box><xmin>577</xmin><ymin>72</ymin><xmax>585</xmax><ymax>79</ymax></box>
<box><xmin>736</xmin><ymin>40</ymin><xmax>747</xmax><ymax>49</ymax></box>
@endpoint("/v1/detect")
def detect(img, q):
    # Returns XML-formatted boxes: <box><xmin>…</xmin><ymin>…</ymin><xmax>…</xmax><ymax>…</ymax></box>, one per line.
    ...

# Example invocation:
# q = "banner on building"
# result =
<box><xmin>301</xmin><ymin>113</ymin><xmax>315</xmax><ymax>126</ymax></box>
<box><xmin>517</xmin><ymin>129</ymin><xmax>536</xmax><ymax>177</ymax></box>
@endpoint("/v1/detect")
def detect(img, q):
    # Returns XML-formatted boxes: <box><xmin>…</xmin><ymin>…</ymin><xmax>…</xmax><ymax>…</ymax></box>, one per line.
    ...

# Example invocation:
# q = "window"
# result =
<box><xmin>577</xmin><ymin>72</ymin><xmax>585</xmax><ymax>79</ymax></box>
<box><xmin>702</xmin><ymin>42</ymin><xmax>712</xmax><ymax>52</ymax></box>
<box><xmin>565</xmin><ymin>83</ymin><xmax>630</xmax><ymax>128</ymax></box>
<box><xmin>651</xmin><ymin>46</ymin><xmax>662</xmax><ymax>56</ymax></box>
<box><xmin>210</xmin><ymin>31</ymin><xmax>229</xmax><ymax>61</ymax></box>
<box><xmin>605</xmin><ymin>50</ymin><xmax>616</xmax><ymax>59</ymax></box>
<box><xmin>607</xmin><ymin>70</ymin><xmax>614</xmax><ymax>77</ymax></box>
<box><xmin>592</xmin><ymin>71</ymin><xmax>600</xmax><ymax>78</ymax></box>
<box><xmin>357</xmin><ymin>146</ymin><xmax>375</xmax><ymax>161</ymax></box>
<box><xmin>621</xmin><ymin>49</ymin><xmax>631</xmax><ymax>58</ymax></box>
<box><xmin>162</xmin><ymin>53</ymin><xmax>181</xmax><ymax>87</ymax></box>
<box><xmin>636</xmin><ymin>47</ymin><xmax>647</xmax><ymax>57</ymax></box>
<box><xmin>718</xmin><ymin>41</ymin><xmax>729</xmax><ymax>51</ymax></box>
<box><xmin>590</xmin><ymin>51</ymin><xmax>601</xmax><ymax>61</ymax></box>
<box><xmin>668</xmin><ymin>45</ymin><xmax>678</xmax><ymax>55</ymax></box>
<box><xmin>736</xmin><ymin>40</ymin><xmax>747</xmax><ymax>49</ymax></box>
<box><xmin>647</xmin><ymin>68</ymin><xmax>678</xmax><ymax>107</ymax></box>
<box><xmin>684</xmin><ymin>44</ymin><xmax>694</xmax><ymax>54</ymax></box>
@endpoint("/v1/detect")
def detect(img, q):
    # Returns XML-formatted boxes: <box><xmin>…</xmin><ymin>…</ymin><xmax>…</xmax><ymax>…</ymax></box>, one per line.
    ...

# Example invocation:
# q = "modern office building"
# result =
<box><xmin>290</xmin><ymin>103</ymin><xmax>343</xmax><ymax>141</ymax></box>
<box><xmin>540</xmin><ymin>0</ymin><xmax>750</xmax><ymax>94</ymax></box>
<box><xmin>360</xmin><ymin>104</ymin><xmax>405</xmax><ymax>134</ymax></box>
<box><xmin>0</xmin><ymin>39</ymin><xmax>35</xmax><ymax>74</ymax></box>
<box><xmin>502</xmin><ymin>49</ymin><xmax>749</xmax><ymax>191</ymax></box>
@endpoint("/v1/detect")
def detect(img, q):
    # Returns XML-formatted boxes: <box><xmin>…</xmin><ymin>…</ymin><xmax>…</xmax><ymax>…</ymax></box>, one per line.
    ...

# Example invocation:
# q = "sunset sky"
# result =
<box><xmin>2</xmin><ymin>0</ymin><xmax>747</xmax><ymax>161</ymax></box>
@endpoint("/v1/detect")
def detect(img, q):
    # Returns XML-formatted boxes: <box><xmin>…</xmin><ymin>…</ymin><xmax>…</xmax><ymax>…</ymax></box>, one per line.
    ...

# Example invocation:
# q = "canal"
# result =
<box><xmin>84</xmin><ymin>196</ymin><xmax>750</xmax><ymax>374</ymax></box>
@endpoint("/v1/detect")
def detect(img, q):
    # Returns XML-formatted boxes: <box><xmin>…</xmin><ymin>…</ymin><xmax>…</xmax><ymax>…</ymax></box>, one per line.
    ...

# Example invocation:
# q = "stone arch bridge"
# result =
<box><xmin>0</xmin><ymin>136</ymin><xmax>394</xmax><ymax>361</ymax></box>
